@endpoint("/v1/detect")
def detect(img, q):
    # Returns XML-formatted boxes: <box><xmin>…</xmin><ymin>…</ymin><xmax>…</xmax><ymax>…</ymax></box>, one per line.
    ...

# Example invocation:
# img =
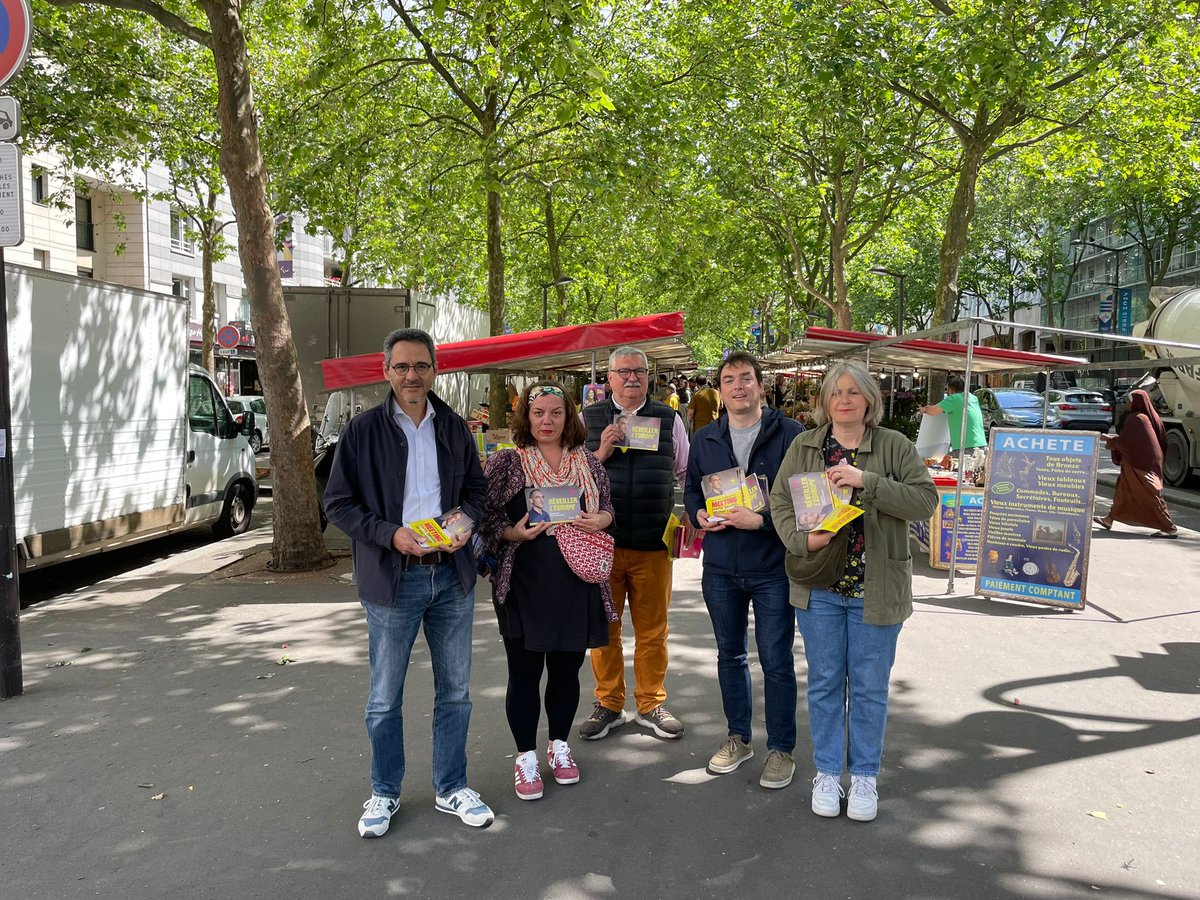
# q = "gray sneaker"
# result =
<box><xmin>578</xmin><ymin>703</ymin><xmax>628</xmax><ymax>741</ymax></box>
<box><xmin>708</xmin><ymin>736</ymin><xmax>753</xmax><ymax>774</ymax></box>
<box><xmin>847</xmin><ymin>775</ymin><xmax>878</xmax><ymax>822</ymax></box>
<box><xmin>759</xmin><ymin>750</ymin><xmax>795</xmax><ymax>789</ymax></box>
<box><xmin>811</xmin><ymin>772</ymin><xmax>844</xmax><ymax>817</ymax></box>
<box><xmin>634</xmin><ymin>704</ymin><xmax>684</xmax><ymax>739</ymax></box>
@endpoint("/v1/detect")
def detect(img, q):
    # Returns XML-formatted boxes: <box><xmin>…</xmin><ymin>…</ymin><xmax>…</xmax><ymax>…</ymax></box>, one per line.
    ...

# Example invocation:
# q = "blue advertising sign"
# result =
<box><xmin>930</xmin><ymin>487</ymin><xmax>985</xmax><ymax>570</ymax></box>
<box><xmin>1097</xmin><ymin>290</ymin><xmax>1114</xmax><ymax>334</ymax></box>
<box><xmin>1116</xmin><ymin>287</ymin><xmax>1133</xmax><ymax>336</ymax></box>
<box><xmin>975</xmin><ymin>430</ymin><xmax>1100</xmax><ymax>609</ymax></box>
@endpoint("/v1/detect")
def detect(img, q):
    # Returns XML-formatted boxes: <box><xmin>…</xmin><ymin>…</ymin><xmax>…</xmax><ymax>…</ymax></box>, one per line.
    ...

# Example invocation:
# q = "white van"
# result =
<box><xmin>6</xmin><ymin>266</ymin><xmax>257</xmax><ymax>571</ymax></box>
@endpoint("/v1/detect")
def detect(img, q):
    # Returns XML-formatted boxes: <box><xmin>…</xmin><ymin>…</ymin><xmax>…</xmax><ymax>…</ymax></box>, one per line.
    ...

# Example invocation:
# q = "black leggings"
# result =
<box><xmin>503</xmin><ymin>636</ymin><xmax>585</xmax><ymax>752</ymax></box>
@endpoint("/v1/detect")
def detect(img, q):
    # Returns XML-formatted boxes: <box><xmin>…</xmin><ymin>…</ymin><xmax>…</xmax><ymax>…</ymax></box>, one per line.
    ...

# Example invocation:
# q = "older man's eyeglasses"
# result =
<box><xmin>613</xmin><ymin>367</ymin><xmax>649</xmax><ymax>380</ymax></box>
<box><xmin>388</xmin><ymin>362</ymin><xmax>433</xmax><ymax>375</ymax></box>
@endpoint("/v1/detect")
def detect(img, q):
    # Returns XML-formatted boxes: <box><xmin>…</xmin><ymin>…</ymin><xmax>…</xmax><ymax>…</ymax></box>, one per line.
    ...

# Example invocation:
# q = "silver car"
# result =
<box><xmin>228</xmin><ymin>394</ymin><xmax>270</xmax><ymax>452</ymax></box>
<box><xmin>1044</xmin><ymin>389</ymin><xmax>1111</xmax><ymax>430</ymax></box>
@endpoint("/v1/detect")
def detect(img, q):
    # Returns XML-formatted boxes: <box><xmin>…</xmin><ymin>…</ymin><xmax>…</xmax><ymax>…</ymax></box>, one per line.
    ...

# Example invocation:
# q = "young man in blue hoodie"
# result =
<box><xmin>684</xmin><ymin>351</ymin><xmax>805</xmax><ymax>789</ymax></box>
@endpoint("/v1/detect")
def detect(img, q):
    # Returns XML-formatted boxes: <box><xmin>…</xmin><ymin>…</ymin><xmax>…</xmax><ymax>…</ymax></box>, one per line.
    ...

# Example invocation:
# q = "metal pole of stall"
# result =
<box><xmin>888</xmin><ymin>366</ymin><xmax>896</xmax><ymax>420</ymax></box>
<box><xmin>1042</xmin><ymin>371</ymin><xmax>1051</xmax><ymax>421</ymax></box>
<box><xmin>945</xmin><ymin>324</ymin><xmax>977</xmax><ymax>595</ymax></box>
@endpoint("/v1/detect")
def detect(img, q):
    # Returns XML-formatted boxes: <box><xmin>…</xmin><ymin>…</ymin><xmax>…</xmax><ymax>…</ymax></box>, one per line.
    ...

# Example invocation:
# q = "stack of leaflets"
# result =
<box><xmin>410</xmin><ymin>507</ymin><xmax>475</xmax><ymax>548</ymax></box>
<box><xmin>741</xmin><ymin>473</ymin><xmax>769</xmax><ymax>512</ymax></box>
<box><xmin>788</xmin><ymin>472</ymin><xmax>863</xmax><ymax>533</ymax></box>
<box><xmin>613</xmin><ymin>413</ymin><xmax>661</xmax><ymax>450</ymax></box>
<box><xmin>702</xmin><ymin>467</ymin><xmax>770</xmax><ymax>520</ymax></box>
<box><xmin>662</xmin><ymin>513</ymin><xmax>704</xmax><ymax>559</ymax></box>
<box><xmin>525</xmin><ymin>486</ymin><xmax>582</xmax><ymax>524</ymax></box>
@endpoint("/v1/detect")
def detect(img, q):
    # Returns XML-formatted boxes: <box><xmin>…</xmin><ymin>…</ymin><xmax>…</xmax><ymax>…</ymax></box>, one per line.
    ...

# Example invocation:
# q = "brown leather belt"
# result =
<box><xmin>404</xmin><ymin>551</ymin><xmax>451</xmax><ymax>567</ymax></box>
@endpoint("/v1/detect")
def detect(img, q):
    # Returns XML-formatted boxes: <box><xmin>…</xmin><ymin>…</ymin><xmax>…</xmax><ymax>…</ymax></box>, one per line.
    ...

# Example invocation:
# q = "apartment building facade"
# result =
<box><xmin>1047</xmin><ymin>218</ymin><xmax>1200</xmax><ymax>374</ymax></box>
<box><xmin>8</xmin><ymin>151</ymin><xmax>488</xmax><ymax>408</ymax></box>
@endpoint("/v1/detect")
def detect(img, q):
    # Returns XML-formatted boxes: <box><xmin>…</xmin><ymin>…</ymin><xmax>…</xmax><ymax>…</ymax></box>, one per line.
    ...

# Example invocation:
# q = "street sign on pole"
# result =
<box><xmin>0</xmin><ymin>143</ymin><xmax>24</xmax><ymax>247</ymax></box>
<box><xmin>216</xmin><ymin>324</ymin><xmax>241</xmax><ymax>350</ymax></box>
<box><xmin>0</xmin><ymin>96</ymin><xmax>19</xmax><ymax>141</ymax></box>
<box><xmin>0</xmin><ymin>0</ymin><xmax>32</xmax><ymax>89</ymax></box>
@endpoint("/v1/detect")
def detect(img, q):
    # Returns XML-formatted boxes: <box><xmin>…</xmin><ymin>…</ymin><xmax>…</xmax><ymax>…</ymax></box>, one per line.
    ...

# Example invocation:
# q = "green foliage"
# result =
<box><xmin>22</xmin><ymin>0</ymin><xmax>1200</xmax><ymax>375</ymax></box>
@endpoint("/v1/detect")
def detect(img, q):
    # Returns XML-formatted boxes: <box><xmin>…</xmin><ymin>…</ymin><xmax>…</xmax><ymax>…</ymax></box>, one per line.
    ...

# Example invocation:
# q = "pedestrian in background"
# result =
<box><xmin>481</xmin><ymin>382</ymin><xmax>615</xmax><ymax>800</ymax></box>
<box><xmin>324</xmin><ymin>327</ymin><xmax>494</xmax><ymax>838</ymax></box>
<box><xmin>1094</xmin><ymin>389</ymin><xmax>1177</xmax><ymax>538</ymax></box>
<box><xmin>770</xmin><ymin>360</ymin><xmax>936</xmax><ymax>823</ymax></box>
<box><xmin>688</xmin><ymin>377</ymin><xmax>721</xmax><ymax>432</ymax></box>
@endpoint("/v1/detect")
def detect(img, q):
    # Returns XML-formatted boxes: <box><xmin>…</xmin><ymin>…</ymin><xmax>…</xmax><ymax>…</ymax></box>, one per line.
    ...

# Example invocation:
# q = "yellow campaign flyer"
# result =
<box><xmin>701</xmin><ymin>466</ymin><xmax>746</xmax><ymax>518</ymax></box>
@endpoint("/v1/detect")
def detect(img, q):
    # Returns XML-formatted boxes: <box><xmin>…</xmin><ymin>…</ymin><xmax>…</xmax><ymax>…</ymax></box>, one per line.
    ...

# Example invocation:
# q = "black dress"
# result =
<box><xmin>496</xmin><ymin>491</ymin><xmax>609</xmax><ymax>652</ymax></box>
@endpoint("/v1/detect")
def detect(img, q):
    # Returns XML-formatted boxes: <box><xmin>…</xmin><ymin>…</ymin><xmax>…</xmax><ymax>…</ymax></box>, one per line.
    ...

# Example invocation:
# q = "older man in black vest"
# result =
<box><xmin>579</xmin><ymin>346</ymin><xmax>691</xmax><ymax>740</ymax></box>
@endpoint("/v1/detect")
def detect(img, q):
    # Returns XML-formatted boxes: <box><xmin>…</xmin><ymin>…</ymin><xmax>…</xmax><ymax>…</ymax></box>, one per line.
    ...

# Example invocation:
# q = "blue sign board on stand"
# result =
<box><xmin>976</xmin><ymin>430</ymin><xmax>1100</xmax><ymax>609</ymax></box>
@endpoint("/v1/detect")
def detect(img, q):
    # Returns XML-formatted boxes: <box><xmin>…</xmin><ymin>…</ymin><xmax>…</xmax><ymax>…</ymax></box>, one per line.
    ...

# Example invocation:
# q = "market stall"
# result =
<box><xmin>763</xmin><ymin>323</ymin><xmax>1091</xmax><ymax>601</ymax></box>
<box><xmin>318</xmin><ymin>311</ymin><xmax>690</xmax><ymax>390</ymax></box>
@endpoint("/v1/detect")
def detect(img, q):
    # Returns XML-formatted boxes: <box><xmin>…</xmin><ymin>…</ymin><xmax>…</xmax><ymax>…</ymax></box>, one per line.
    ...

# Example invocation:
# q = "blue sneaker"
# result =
<box><xmin>435</xmin><ymin>786</ymin><xmax>495</xmax><ymax>828</ymax></box>
<box><xmin>358</xmin><ymin>794</ymin><xmax>399</xmax><ymax>838</ymax></box>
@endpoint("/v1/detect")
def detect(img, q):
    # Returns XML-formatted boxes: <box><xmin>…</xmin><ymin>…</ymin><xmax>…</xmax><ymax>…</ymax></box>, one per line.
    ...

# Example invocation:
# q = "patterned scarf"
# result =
<box><xmin>517</xmin><ymin>444</ymin><xmax>600</xmax><ymax>514</ymax></box>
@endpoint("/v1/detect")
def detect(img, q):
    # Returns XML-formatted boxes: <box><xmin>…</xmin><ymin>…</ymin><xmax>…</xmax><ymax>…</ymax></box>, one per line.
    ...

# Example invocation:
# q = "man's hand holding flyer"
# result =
<box><xmin>408</xmin><ymin>507</ymin><xmax>475</xmax><ymax>548</ymax></box>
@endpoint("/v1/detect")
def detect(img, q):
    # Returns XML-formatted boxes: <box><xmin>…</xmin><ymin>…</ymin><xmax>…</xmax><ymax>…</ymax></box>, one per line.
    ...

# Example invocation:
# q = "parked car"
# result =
<box><xmin>228</xmin><ymin>394</ymin><xmax>270</xmax><ymax>453</ymax></box>
<box><xmin>975</xmin><ymin>388</ymin><xmax>1060</xmax><ymax>432</ymax></box>
<box><xmin>1113</xmin><ymin>374</ymin><xmax>1172</xmax><ymax>432</ymax></box>
<box><xmin>1043</xmin><ymin>389</ymin><xmax>1112</xmax><ymax>430</ymax></box>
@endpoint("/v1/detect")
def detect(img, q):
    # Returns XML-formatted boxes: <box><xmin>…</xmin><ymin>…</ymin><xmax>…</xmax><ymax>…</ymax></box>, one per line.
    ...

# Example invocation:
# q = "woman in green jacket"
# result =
<box><xmin>770</xmin><ymin>360</ymin><xmax>936</xmax><ymax>823</ymax></box>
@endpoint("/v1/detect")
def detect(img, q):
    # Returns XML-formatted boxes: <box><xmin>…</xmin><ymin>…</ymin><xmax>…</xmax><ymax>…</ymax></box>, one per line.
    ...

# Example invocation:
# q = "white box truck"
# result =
<box><xmin>5</xmin><ymin>265</ymin><xmax>258</xmax><ymax>571</ymax></box>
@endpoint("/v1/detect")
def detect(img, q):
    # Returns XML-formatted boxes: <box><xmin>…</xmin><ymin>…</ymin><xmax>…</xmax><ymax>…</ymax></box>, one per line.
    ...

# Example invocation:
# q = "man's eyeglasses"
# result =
<box><xmin>387</xmin><ymin>362</ymin><xmax>433</xmax><ymax>375</ymax></box>
<box><xmin>612</xmin><ymin>367</ymin><xmax>649</xmax><ymax>380</ymax></box>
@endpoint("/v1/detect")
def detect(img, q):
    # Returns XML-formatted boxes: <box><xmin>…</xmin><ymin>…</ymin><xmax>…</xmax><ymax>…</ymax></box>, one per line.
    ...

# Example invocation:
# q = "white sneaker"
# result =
<box><xmin>811</xmin><ymin>772</ymin><xmax>844</xmax><ymax>818</ymax></box>
<box><xmin>847</xmin><ymin>775</ymin><xmax>878</xmax><ymax>822</ymax></box>
<box><xmin>435</xmin><ymin>786</ymin><xmax>495</xmax><ymax>828</ymax></box>
<box><xmin>357</xmin><ymin>794</ymin><xmax>399</xmax><ymax>838</ymax></box>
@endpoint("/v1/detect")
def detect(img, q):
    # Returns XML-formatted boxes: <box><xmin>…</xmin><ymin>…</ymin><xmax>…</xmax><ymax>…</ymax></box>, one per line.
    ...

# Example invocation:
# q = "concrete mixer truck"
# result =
<box><xmin>1132</xmin><ymin>285</ymin><xmax>1200</xmax><ymax>487</ymax></box>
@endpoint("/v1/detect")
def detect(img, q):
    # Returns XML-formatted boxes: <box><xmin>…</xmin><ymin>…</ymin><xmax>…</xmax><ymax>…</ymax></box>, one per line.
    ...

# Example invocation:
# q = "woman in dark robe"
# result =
<box><xmin>1094</xmin><ymin>390</ymin><xmax>1177</xmax><ymax>537</ymax></box>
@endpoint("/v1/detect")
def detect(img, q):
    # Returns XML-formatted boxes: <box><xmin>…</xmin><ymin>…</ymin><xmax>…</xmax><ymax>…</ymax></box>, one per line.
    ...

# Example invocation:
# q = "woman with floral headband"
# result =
<box><xmin>480</xmin><ymin>381</ymin><xmax>616</xmax><ymax>801</ymax></box>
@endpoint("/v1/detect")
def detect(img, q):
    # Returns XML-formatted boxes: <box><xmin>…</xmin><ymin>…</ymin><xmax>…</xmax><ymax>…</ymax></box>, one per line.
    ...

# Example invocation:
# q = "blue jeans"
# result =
<box><xmin>362</xmin><ymin>562</ymin><xmax>475</xmax><ymax>798</ymax></box>
<box><xmin>795</xmin><ymin>587</ymin><xmax>902</xmax><ymax>777</ymax></box>
<box><xmin>702</xmin><ymin>569</ymin><xmax>797</xmax><ymax>752</ymax></box>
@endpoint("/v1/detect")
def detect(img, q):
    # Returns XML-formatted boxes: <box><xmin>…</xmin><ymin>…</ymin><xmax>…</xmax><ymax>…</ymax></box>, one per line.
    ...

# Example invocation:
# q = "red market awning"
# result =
<box><xmin>319</xmin><ymin>311</ymin><xmax>689</xmax><ymax>391</ymax></box>
<box><xmin>762</xmin><ymin>326</ymin><xmax>1088</xmax><ymax>375</ymax></box>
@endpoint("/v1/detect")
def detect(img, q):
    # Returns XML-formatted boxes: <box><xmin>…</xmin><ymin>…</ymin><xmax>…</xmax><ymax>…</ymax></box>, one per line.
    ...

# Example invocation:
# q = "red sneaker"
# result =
<box><xmin>547</xmin><ymin>739</ymin><xmax>580</xmax><ymax>785</ymax></box>
<box><xmin>514</xmin><ymin>751</ymin><xmax>543</xmax><ymax>800</ymax></box>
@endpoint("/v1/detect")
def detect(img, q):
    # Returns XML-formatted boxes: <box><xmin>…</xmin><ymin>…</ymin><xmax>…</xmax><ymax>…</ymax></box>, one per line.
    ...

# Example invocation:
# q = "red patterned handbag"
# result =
<box><xmin>554</xmin><ymin>524</ymin><xmax>615</xmax><ymax>585</ymax></box>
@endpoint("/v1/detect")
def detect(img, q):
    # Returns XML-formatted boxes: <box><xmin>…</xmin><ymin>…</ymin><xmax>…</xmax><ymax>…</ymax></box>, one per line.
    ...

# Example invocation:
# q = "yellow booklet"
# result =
<box><xmin>788</xmin><ymin>472</ymin><xmax>863</xmax><ymax>532</ymax></box>
<box><xmin>408</xmin><ymin>508</ymin><xmax>474</xmax><ymax>548</ymax></box>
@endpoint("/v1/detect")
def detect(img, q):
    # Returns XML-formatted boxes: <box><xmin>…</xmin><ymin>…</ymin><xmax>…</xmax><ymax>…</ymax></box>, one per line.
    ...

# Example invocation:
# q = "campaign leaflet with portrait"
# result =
<box><xmin>410</xmin><ymin>507</ymin><xmax>475</xmax><ymax>548</ymax></box>
<box><xmin>613</xmin><ymin>413</ymin><xmax>661</xmax><ymax>451</ymax></box>
<box><xmin>582</xmin><ymin>383</ymin><xmax>606</xmax><ymax>407</ymax></box>
<box><xmin>524</xmin><ymin>486</ymin><xmax>582</xmax><ymax>524</ymax></box>
<box><xmin>787</xmin><ymin>472</ymin><xmax>863</xmax><ymax>533</ymax></box>
<box><xmin>702</xmin><ymin>466</ymin><xmax>747</xmax><ymax>517</ymax></box>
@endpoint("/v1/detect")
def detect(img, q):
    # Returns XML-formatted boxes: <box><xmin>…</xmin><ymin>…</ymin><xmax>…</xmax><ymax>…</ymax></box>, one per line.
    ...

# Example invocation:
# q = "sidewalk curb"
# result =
<box><xmin>1097</xmin><ymin>474</ymin><xmax>1200</xmax><ymax>510</ymax></box>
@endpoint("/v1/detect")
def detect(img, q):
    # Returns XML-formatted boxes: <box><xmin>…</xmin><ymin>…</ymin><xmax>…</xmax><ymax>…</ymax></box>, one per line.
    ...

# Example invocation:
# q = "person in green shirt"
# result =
<box><xmin>920</xmin><ymin>375</ymin><xmax>987</xmax><ymax>451</ymax></box>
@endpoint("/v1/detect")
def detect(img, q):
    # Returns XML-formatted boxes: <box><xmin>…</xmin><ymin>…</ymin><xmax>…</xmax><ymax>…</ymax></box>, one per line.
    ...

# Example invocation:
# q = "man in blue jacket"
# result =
<box><xmin>684</xmin><ymin>350</ymin><xmax>805</xmax><ymax>790</ymax></box>
<box><xmin>324</xmin><ymin>328</ymin><xmax>493</xmax><ymax>838</ymax></box>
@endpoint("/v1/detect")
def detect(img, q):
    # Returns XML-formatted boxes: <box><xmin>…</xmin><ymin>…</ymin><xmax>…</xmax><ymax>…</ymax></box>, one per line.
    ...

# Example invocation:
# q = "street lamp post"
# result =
<box><xmin>869</xmin><ymin>266</ymin><xmax>906</xmax><ymax>336</ymax></box>
<box><xmin>541</xmin><ymin>276</ymin><xmax>575</xmax><ymax>330</ymax></box>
